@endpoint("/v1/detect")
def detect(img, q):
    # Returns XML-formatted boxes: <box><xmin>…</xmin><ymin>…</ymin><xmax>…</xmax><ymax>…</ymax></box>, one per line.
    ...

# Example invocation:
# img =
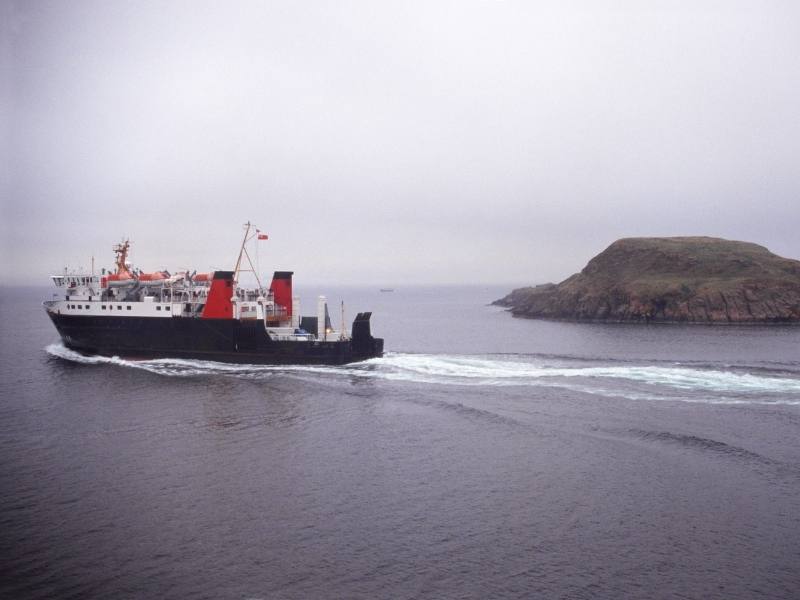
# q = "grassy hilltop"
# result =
<box><xmin>495</xmin><ymin>237</ymin><xmax>800</xmax><ymax>323</ymax></box>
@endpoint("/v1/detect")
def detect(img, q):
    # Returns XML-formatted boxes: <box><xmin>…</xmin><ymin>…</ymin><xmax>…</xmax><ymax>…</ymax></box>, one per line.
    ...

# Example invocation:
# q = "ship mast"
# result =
<box><xmin>113</xmin><ymin>239</ymin><xmax>133</xmax><ymax>277</ymax></box>
<box><xmin>233</xmin><ymin>222</ymin><xmax>251</xmax><ymax>281</ymax></box>
<box><xmin>232</xmin><ymin>221</ymin><xmax>265</xmax><ymax>293</ymax></box>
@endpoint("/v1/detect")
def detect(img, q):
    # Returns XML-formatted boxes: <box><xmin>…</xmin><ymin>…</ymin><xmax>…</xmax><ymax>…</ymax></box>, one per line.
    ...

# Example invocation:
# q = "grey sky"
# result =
<box><xmin>2</xmin><ymin>0</ymin><xmax>799</xmax><ymax>286</ymax></box>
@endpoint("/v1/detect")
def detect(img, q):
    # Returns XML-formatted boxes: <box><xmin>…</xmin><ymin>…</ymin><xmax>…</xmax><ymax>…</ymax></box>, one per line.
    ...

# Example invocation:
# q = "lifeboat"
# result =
<box><xmin>192</xmin><ymin>273</ymin><xmax>213</xmax><ymax>283</ymax></box>
<box><xmin>138</xmin><ymin>271</ymin><xmax>169</xmax><ymax>282</ymax></box>
<box><xmin>104</xmin><ymin>273</ymin><xmax>135</xmax><ymax>288</ymax></box>
<box><xmin>165</xmin><ymin>271</ymin><xmax>189</xmax><ymax>285</ymax></box>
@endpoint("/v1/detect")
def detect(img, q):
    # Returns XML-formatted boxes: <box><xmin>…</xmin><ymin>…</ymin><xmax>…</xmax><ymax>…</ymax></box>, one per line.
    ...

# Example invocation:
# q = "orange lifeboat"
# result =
<box><xmin>193</xmin><ymin>273</ymin><xmax>213</xmax><ymax>283</ymax></box>
<box><xmin>138</xmin><ymin>271</ymin><xmax>169</xmax><ymax>282</ymax></box>
<box><xmin>105</xmin><ymin>272</ymin><xmax>135</xmax><ymax>288</ymax></box>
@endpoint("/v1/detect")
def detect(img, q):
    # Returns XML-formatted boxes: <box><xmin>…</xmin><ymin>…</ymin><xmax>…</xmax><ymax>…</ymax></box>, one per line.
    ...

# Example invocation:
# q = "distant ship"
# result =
<box><xmin>43</xmin><ymin>223</ymin><xmax>384</xmax><ymax>365</ymax></box>
<box><xmin>380</xmin><ymin>288</ymin><xmax>395</xmax><ymax>292</ymax></box>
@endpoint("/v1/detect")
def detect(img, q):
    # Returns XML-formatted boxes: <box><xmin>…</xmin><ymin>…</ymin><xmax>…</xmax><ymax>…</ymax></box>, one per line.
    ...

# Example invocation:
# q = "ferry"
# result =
<box><xmin>43</xmin><ymin>223</ymin><xmax>384</xmax><ymax>364</ymax></box>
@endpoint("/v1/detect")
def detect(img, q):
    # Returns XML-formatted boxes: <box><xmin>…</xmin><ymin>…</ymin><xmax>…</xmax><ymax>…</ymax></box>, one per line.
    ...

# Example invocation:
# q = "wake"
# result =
<box><xmin>46</xmin><ymin>343</ymin><xmax>800</xmax><ymax>404</ymax></box>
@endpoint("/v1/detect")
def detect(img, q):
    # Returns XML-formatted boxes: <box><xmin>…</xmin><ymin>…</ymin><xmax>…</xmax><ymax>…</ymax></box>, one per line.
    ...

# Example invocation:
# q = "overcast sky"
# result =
<box><xmin>2</xmin><ymin>0</ymin><xmax>799</xmax><ymax>286</ymax></box>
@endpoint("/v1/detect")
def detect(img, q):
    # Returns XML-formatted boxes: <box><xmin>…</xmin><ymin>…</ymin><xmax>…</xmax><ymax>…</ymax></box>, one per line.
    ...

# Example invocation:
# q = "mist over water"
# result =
<box><xmin>3</xmin><ymin>285</ymin><xmax>800</xmax><ymax>599</ymax></box>
<box><xmin>4</xmin><ymin>2</ymin><xmax>800</xmax><ymax>285</ymax></box>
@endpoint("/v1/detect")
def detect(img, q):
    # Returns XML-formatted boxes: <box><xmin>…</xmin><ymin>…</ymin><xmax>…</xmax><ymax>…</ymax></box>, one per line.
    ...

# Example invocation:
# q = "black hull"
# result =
<box><xmin>46</xmin><ymin>312</ymin><xmax>384</xmax><ymax>365</ymax></box>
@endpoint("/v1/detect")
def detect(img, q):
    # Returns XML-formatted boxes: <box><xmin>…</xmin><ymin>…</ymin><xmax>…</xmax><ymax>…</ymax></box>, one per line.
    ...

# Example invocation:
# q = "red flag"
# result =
<box><xmin>257</xmin><ymin>232</ymin><xmax>268</xmax><ymax>240</ymax></box>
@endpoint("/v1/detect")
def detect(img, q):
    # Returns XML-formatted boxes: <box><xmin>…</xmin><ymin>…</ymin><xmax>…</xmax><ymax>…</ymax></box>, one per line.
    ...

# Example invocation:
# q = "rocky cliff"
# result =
<box><xmin>494</xmin><ymin>237</ymin><xmax>800</xmax><ymax>323</ymax></box>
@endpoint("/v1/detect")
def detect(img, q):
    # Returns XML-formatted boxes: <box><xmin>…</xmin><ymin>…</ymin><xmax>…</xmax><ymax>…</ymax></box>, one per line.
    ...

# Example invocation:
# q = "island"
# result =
<box><xmin>493</xmin><ymin>237</ymin><xmax>800</xmax><ymax>323</ymax></box>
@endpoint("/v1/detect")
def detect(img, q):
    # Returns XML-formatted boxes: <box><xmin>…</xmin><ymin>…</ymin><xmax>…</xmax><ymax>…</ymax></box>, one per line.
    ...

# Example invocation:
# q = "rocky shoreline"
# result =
<box><xmin>494</xmin><ymin>237</ymin><xmax>800</xmax><ymax>324</ymax></box>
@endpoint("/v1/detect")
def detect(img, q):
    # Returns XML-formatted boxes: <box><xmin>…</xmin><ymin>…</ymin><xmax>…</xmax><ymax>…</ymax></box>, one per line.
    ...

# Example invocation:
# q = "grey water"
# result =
<box><xmin>1</xmin><ymin>285</ymin><xmax>799</xmax><ymax>599</ymax></box>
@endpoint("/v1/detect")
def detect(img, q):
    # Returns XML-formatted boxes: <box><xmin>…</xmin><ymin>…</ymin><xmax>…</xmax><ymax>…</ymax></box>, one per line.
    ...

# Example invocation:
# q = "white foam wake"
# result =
<box><xmin>378</xmin><ymin>354</ymin><xmax>800</xmax><ymax>394</ymax></box>
<box><xmin>44</xmin><ymin>343</ymin><xmax>351</xmax><ymax>378</ymax></box>
<box><xmin>45</xmin><ymin>344</ymin><xmax>800</xmax><ymax>401</ymax></box>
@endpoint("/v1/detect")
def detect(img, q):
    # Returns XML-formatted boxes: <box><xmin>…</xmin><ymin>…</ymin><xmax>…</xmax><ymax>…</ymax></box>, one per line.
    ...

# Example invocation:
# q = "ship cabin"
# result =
<box><xmin>52</xmin><ymin>274</ymin><xmax>102</xmax><ymax>301</ymax></box>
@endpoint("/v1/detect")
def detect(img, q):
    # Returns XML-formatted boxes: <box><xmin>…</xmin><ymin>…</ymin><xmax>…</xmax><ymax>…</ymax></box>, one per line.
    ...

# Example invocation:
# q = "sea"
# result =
<box><xmin>1</xmin><ymin>284</ymin><xmax>799</xmax><ymax>600</ymax></box>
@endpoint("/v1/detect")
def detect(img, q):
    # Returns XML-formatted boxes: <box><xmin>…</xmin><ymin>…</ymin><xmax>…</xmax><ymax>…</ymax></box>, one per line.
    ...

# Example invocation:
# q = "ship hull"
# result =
<box><xmin>46</xmin><ymin>311</ymin><xmax>384</xmax><ymax>365</ymax></box>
